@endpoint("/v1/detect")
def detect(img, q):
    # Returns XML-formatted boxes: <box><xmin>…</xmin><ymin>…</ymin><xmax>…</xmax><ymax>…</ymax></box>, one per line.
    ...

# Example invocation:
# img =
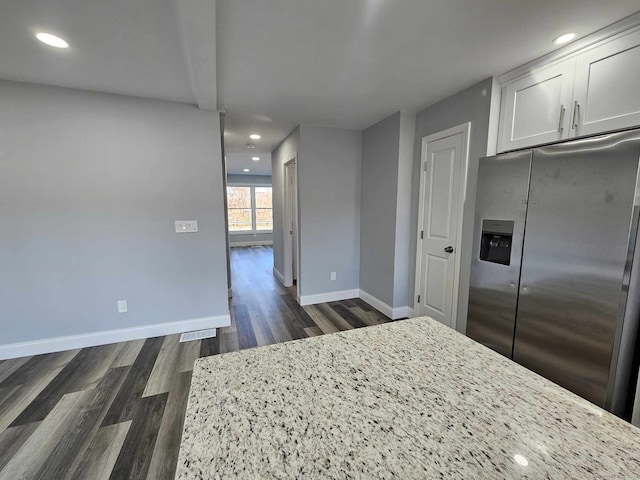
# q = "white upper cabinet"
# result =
<box><xmin>498</xmin><ymin>61</ymin><xmax>575</xmax><ymax>152</ymax></box>
<box><xmin>497</xmin><ymin>25</ymin><xmax>640</xmax><ymax>153</ymax></box>
<box><xmin>572</xmin><ymin>29</ymin><xmax>640</xmax><ymax>137</ymax></box>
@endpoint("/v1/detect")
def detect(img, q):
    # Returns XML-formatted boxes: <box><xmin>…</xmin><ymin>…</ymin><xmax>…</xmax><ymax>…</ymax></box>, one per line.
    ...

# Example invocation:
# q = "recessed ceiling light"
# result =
<box><xmin>252</xmin><ymin>157</ymin><xmax>260</xmax><ymax>161</ymax></box>
<box><xmin>249</xmin><ymin>134</ymin><xmax>261</xmax><ymax>140</ymax></box>
<box><xmin>553</xmin><ymin>32</ymin><xmax>576</xmax><ymax>45</ymax></box>
<box><xmin>243</xmin><ymin>168</ymin><xmax>250</xmax><ymax>172</ymax></box>
<box><xmin>36</xmin><ymin>32</ymin><xmax>69</xmax><ymax>49</ymax></box>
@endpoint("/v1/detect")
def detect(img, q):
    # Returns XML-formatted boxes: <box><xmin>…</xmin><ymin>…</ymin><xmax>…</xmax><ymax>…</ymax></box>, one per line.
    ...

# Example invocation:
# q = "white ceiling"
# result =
<box><xmin>0</xmin><ymin>0</ymin><xmax>216</xmax><ymax>108</ymax></box>
<box><xmin>1</xmin><ymin>0</ymin><xmax>639</xmax><ymax>156</ymax></box>
<box><xmin>223</xmin><ymin>111</ymin><xmax>292</xmax><ymax>156</ymax></box>
<box><xmin>226</xmin><ymin>153</ymin><xmax>272</xmax><ymax>176</ymax></box>
<box><xmin>218</xmin><ymin>0</ymin><xmax>640</xmax><ymax>153</ymax></box>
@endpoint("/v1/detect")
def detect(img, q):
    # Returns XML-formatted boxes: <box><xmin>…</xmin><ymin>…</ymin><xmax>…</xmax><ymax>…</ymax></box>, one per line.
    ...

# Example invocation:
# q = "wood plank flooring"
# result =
<box><xmin>0</xmin><ymin>246</ymin><xmax>391</xmax><ymax>479</ymax></box>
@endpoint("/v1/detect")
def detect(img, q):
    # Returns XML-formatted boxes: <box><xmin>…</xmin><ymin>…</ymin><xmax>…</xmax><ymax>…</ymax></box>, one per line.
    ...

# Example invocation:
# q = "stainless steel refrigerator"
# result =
<box><xmin>467</xmin><ymin>129</ymin><xmax>640</xmax><ymax>418</ymax></box>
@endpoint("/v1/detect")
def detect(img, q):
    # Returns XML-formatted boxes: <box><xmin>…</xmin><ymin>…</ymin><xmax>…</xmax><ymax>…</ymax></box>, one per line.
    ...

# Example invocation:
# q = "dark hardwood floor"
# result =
<box><xmin>0</xmin><ymin>246</ymin><xmax>390</xmax><ymax>479</ymax></box>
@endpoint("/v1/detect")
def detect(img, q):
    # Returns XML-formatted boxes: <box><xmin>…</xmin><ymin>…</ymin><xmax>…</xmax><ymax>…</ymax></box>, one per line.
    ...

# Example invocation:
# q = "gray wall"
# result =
<box><xmin>271</xmin><ymin>127</ymin><xmax>299</xmax><ymax>276</ymax></box>
<box><xmin>360</xmin><ymin>113</ymin><xmax>401</xmax><ymax>306</ymax></box>
<box><xmin>227</xmin><ymin>174</ymin><xmax>272</xmax><ymax>185</ymax></box>
<box><xmin>360</xmin><ymin>111</ymin><xmax>415</xmax><ymax>309</ymax></box>
<box><xmin>298</xmin><ymin>125</ymin><xmax>362</xmax><ymax>297</ymax></box>
<box><xmin>393</xmin><ymin>112</ymin><xmax>416</xmax><ymax>307</ymax></box>
<box><xmin>0</xmin><ymin>80</ymin><xmax>229</xmax><ymax>345</ymax></box>
<box><xmin>409</xmin><ymin>77</ymin><xmax>494</xmax><ymax>333</ymax></box>
<box><xmin>220</xmin><ymin>114</ymin><xmax>232</xmax><ymax>299</ymax></box>
<box><xmin>229</xmin><ymin>233</ymin><xmax>273</xmax><ymax>245</ymax></box>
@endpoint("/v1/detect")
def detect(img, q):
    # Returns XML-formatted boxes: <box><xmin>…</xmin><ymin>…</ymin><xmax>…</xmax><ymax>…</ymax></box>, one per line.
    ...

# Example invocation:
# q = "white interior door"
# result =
<box><xmin>283</xmin><ymin>159</ymin><xmax>298</xmax><ymax>287</ymax></box>
<box><xmin>290</xmin><ymin>163</ymin><xmax>298</xmax><ymax>281</ymax></box>
<box><xmin>416</xmin><ymin>130</ymin><xmax>466</xmax><ymax>327</ymax></box>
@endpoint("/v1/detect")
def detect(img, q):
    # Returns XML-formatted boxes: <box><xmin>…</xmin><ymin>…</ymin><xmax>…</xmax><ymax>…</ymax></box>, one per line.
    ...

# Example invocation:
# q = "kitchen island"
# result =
<box><xmin>176</xmin><ymin>317</ymin><xmax>640</xmax><ymax>479</ymax></box>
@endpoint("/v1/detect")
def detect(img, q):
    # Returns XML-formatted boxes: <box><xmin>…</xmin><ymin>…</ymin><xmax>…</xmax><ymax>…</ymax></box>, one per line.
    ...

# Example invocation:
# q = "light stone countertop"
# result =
<box><xmin>176</xmin><ymin>317</ymin><xmax>640</xmax><ymax>479</ymax></box>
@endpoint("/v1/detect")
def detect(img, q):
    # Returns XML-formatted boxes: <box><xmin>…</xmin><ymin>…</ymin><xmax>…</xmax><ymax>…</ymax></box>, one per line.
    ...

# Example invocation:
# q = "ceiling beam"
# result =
<box><xmin>174</xmin><ymin>0</ymin><xmax>217</xmax><ymax>110</ymax></box>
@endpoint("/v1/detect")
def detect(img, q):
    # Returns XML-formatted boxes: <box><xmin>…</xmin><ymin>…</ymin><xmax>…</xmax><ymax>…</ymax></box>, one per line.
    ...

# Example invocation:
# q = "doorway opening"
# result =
<box><xmin>283</xmin><ymin>157</ymin><xmax>299</xmax><ymax>295</ymax></box>
<box><xmin>414</xmin><ymin>123</ymin><xmax>470</xmax><ymax>329</ymax></box>
<box><xmin>224</xmin><ymin>152</ymin><xmax>275</xmax><ymax>301</ymax></box>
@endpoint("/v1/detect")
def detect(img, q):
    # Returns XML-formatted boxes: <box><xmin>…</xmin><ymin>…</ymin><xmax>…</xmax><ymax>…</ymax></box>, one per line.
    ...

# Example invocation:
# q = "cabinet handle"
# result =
<box><xmin>558</xmin><ymin>105</ymin><xmax>566</xmax><ymax>132</ymax></box>
<box><xmin>571</xmin><ymin>101</ymin><xmax>580</xmax><ymax>130</ymax></box>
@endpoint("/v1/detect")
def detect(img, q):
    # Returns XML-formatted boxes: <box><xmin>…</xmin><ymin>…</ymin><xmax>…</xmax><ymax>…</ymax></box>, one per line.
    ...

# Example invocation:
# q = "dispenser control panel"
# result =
<box><xmin>479</xmin><ymin>220</ymin><xmax>514</xmax><ymax>266</ymax></box>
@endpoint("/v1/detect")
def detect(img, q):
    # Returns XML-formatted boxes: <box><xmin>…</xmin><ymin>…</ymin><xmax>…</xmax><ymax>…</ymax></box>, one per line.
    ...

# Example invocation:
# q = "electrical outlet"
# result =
<box><xmin>330</xmin><ymin>272</ymin><xmax>337</xmax><ymax>281</ymax></box>
<box><xmin>117</xmin><ymin>300</ymin><xmax>128</xmax><ymax>313</ymax></box>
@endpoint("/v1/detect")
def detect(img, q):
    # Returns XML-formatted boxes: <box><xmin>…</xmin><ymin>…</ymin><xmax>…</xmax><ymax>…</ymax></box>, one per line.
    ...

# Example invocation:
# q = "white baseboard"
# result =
<box><xmin>230</xmin><ymin>240</ymin><xmax>273</xmax><ymax>247</ymax></box>
<box><xmin>273</xmin><ymin>266</ymin><xmax>286</xmax><ymax>286</ymax></box>
<box><xmin>0</xmin><ymin>314</ymin><xmax>231</xmax><ymax>360</ymax></box>
<box><xmin>299</xmin><ymin>289</ymin><xmax>360</xmax><ymax>306</ymax></box>
<box><xmin>359</xmin><ymin>290</ymin><xmax>412</xmax><ymax>320</ymax></box>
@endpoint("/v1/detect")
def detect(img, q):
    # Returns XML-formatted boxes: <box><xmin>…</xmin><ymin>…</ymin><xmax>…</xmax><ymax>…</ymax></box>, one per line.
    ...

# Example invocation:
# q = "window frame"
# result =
<box><xmin>226</xmin><ymin>183</ymin><xmax>273</xmax><ymax>234</ymax></box>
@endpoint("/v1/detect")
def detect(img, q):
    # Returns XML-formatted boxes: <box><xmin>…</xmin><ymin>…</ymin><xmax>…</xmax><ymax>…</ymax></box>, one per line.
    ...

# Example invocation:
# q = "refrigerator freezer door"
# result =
<box><xmin>467</xmin><ymin>151</ymin><xmax>532</xmax><ymax>357</ymax></box>
<box><xmin>513</xmin><ymin>130</ymin><xmax>640</xmax><ymax>408</ymax></box>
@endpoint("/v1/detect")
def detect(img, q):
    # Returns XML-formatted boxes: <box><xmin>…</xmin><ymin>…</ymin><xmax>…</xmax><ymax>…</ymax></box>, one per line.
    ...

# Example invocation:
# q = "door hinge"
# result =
<box><xmin>423</xmin><ymin>162</ymin><xmax>428</xmax><ymax>172</ymax></box>
<box><xmin>420</xmin><ymin>230</ymin><xmax>424</xmax><ymax>240</ymax></box>
<box><xmin>417</xmin><ymin>295</ymin><xmax>421</xmax><ymax>303</ymax></box>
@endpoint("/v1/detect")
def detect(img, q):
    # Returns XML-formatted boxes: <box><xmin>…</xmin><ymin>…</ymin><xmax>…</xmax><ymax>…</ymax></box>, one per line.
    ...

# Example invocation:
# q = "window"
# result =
<box><xmin>227</xmin><ymin>186</ymin><xmax>253</xmax><ymax>231</ymax></box>
<box><xmin>227</xmin><ymin>185</ymin><xmax>273</xmax><ymax>232</ymax></box>
<box><xmin>254</xmin><ymin>187</ymin><xmax>273</xmax><ymax>231</ymax></box>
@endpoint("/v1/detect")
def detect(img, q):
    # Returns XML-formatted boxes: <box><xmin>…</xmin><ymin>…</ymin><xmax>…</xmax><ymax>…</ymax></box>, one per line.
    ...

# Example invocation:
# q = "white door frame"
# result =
<box><xmin>414</xmin><ymin>123</ymin><xmax>471</xmax><ymax>329</ymax></box>
<box><xmin>283</xmin><ymin>156</ymin><xmax>299</xmax><ymax>289</ymax></box>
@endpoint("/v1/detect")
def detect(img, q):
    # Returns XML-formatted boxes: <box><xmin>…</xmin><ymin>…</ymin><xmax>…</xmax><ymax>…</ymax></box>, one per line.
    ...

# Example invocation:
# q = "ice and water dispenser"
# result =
<box><xmin>479</xmin><ymin>219</ymin><xmax>514</xmax><ymax>266</ymax></box>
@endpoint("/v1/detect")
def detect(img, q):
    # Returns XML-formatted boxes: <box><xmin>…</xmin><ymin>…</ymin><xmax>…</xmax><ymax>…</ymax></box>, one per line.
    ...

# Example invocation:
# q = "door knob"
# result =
<box><xmin>444</xmin><ymin>246</ymin><xmax>454</xmax><ymax>253</ymax></box>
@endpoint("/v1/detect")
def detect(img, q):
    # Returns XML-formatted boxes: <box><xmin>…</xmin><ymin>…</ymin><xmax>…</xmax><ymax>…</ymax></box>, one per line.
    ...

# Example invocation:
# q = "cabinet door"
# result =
<box><xmin>498</xmin><ymin>61</ymin><xmax>575</xmax><ymax>152</ymax></box>
<box><xmin>572</xmin><ymin>29</ymin><xmax>640</xmax><ymax>137</ymax></box>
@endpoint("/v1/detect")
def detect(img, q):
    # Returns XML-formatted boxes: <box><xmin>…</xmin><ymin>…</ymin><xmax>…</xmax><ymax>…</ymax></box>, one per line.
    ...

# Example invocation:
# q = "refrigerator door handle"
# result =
<box><xmin>558</xmin><ymin>105</ymin><xmax>566</xmax><ymax>132</ymax></box>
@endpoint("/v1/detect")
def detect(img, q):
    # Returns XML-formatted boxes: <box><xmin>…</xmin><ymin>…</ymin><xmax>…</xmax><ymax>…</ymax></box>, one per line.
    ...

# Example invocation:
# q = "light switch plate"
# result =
<box><xmin>175</xmin><ymin>220</ymin><xmax>198</xmax><ymax>233</ymax></box>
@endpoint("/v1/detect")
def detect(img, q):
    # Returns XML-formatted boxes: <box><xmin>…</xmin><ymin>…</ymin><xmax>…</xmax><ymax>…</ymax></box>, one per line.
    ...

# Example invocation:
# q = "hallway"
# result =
<box><xmin>219</xmin><ymin>245</ymin><xmax>391</xmax><ymax>354</ymax></box>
